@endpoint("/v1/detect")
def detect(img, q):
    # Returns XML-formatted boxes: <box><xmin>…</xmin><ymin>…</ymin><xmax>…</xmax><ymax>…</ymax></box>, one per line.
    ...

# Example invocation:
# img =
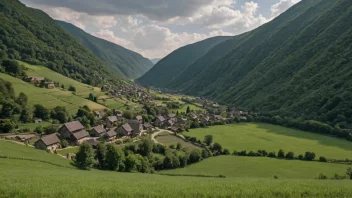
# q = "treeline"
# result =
<box><xmin>256</xmin><ymin>116</ymin><xmax>352</xmax><ymax>142</ymax></box>
<box><xmin>74</xmin><ymin>138</ymin><xmax>213</xmax><ymax>172</ymax></box>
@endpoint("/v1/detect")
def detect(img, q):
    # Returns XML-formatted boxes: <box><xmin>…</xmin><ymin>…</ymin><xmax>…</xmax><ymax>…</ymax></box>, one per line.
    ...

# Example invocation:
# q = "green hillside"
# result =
<box><xmin>0</xmin><ymin>0</ymin><xmax>122</xmax><ymax>86</ymax></box>
<box><xmin>136</xmin><ymin>36</ymin><xmax>231</xmax><ymax>88</ymax></box>
<box><xmin>137</xmin><ymin>0</ymin><xmax>352</xmax><ymax>129</ymax></box>
<box><xmin>1</xmin><ymin>140</ymin><xmax>352</xmax><ymax>197</ymax></box>
<box><xmin>57</xmin><ymin>20</ymin><xmax>153</xmax><ymax>80</ymax></box>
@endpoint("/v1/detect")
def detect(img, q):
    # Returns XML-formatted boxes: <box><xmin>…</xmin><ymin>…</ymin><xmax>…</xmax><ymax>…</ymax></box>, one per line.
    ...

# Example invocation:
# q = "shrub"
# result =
<box><xmin>123</xmin><ymin>138</ymin><xmax>132</xmax><ymax>143</ymax></box>
<box><xmin>258</xmin><ymin>150</ymin><xmax>268</xmax><ymax>156</ymax></box>
<box><xmin>273</xmin><ymin>175</ymin><xmax>279</xmax><ymax>179</ymax></box>
<box><xmin>331</xmin><ymin>173</ymin><xmax>346</xmax><ymax>180</ymax></box>
<box><xmin>222</xmin><ymin>149</ymin><xmax>230</xmax><ymax>155</ymax></box>
<box><xmin>75</xmin><ymin>142</ymin><xmax>94</xmax><ymax>170</ymax></box>
<box><xmin>176</xmin><ymin>143</ymin><xmax>182</xmax><ymax>150</ymax></box>
<box><xmin>169</xmin><ymin>144</ymin><xmax>175</xmax><ymax>149</ymax></box>
<box><xmin>68</xmin><ymin>85</ymin><xmax>76</xmax><ymax>92</ymax></box>
<box><xmin>304</xmin><ymin>152</ymin><xmax>316</xmax><ymax>161</ymax></box>
<box><xmin>346</xmin><ymin>167</ymin><xmax>352</xmax><ymax>180</ymax></box>
<box><xmin>204</xmin><ymin>135</ymin><xmax>213</xmax><ymax>146</ymax></box>
<box><xmin>268</xmin><ymin>152</ymin><xmax>276</xmax><ymax>158</ymax></box>
<box><xmin>285</xmin><ymin>152</ymin><xmax>295</xmax><ymax>159</ymax></box>
<box><xmin>317</xmin><ymin>173</ymin><xmax>328</xmax><ymax>180</ymax></box>
<box><xmin>60</xmin><ymin>139</ymin><xmax>68</xmax><ymax>148</ymax></box>
<box><xmin>319</xmin><ymin>156</ymin><xmax>328</xmax><ymax>162</ymax></box>
<box><xmin>298</xmin><ymin>154</ymin><xmax>304</xmax><ymax>160</ymax></box>
<box><xmin>278</xmin><ymin>149</ymin><xmax>285</xmax><ymax>158</ymax></box>
<box><xmin>190</xmin><ymin>137</ymin><xmax>197</xmax><ymax>143</ymax></box>
<box><xmin>115</xmin><ymin>140</ymin><xmax>123</xmax><ymax>145</ymax></box>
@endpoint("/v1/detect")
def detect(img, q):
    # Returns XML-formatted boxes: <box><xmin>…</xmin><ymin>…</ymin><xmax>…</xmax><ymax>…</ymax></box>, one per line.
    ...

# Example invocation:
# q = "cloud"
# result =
<box><xmin>92</xmin><ymin>29</ymin><xmax>131</xmax><ymax>47</ymax></box>
<box><xmin>21</xmin><ymin>0</ymin><xmax>217</xmax><ymax>21</ymax></box>
<box><xmin>271</xmin><ymin>0</ymin><xmax>301</xmax><ymax>17</ymax></box>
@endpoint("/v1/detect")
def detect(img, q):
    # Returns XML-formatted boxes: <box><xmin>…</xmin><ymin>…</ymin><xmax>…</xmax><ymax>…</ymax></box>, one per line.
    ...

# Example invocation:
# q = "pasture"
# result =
<box><xmin>155</xmin><ymin>134</ymin><xmax>201</xmax><ymax>149</ymax></box>
<box><xmin>1</xmin><ymin>140</ymin><xmax>352</xmax><ymax>197</ymax></box>
<box><xmin>0</xmin><ymin>72</ymin><xmax>106</xmax><ymax>114</ymax></box>
<box><xmin>185</xmin><ymin>123</ymin><xmax>352</xmax><ymax>159</ymax></box>
<box><xmin>161</xmin><ymin>155</ymin><xmax>350</xmax><ymax>179</ymax></box>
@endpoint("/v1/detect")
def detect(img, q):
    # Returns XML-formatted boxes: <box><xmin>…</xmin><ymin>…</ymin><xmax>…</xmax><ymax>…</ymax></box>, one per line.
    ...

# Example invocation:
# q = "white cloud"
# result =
<box><xmin>271</xmin><ymin>0</ymin><xmax>301</xmax><ymax>17</ymax></box>
<box><xmin>92</xmin><ymin>29</ymin><xmax>131</xmax><ymax>47</ymax></box>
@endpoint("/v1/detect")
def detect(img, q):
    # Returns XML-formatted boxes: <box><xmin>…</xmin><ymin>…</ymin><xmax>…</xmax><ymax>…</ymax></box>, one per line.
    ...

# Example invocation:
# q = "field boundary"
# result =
<box><xmin>158</xmin><ymin>173</ymin><xmax>226</xmax><ymax>178</ymax></box>
<box><xmin>0</xmin><ymin>155</ymin><xmax>75</xmax><ymax>169</ymax></box>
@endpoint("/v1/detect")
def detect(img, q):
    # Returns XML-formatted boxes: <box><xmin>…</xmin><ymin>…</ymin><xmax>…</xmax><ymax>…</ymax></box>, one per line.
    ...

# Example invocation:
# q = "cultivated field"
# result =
<box><xmin>0</xmin><ymin>72</ymin><xmax>106</xmax><ymax>115</ymax></box>
<box><xmin>1</xmin><ymin>141</ymin><xmax>352</xmax><ymax>197</ymax></box>
<box><xmin>185</xmin><ymin>123</ymin><xmax>352</xmax><ymax>159</ymax></box>
<box><xmin>161</xmin><ymin>155</ymin><xmax>350</xmax><ymax>179</ymax></box>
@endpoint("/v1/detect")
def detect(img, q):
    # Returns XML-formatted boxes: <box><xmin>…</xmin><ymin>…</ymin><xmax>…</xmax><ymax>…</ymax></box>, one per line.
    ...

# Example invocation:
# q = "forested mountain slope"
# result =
<box><xmin>0</xmin><ymin>0</ymin><xmax>122</xmax><ymax>85</ymax></box>
<box><xmin>138</xmin><ymin>0</ymin><xmax>352</xmax><ymax>129</ymax></box>
<box><xmin>57</xmin><ymin>21</ymin><xmax>153</xmax><ymax>80</ymax></box>
<box><xmin>136</xmin><ymin>36</ymin><xmax>232</xmax><ymax>88</ymax></box>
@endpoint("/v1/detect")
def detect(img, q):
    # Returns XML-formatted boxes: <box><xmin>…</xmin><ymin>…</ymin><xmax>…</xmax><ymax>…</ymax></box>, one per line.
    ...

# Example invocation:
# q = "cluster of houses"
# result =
<box><xmin>101</xmin><ymin>84</ymin><xmax>154</xmax><ymax>102</ymax></box>
<box><xmin>26</xmin><ymin>76</ymin><xmax>55</xmax><ymax>89</ymax></box>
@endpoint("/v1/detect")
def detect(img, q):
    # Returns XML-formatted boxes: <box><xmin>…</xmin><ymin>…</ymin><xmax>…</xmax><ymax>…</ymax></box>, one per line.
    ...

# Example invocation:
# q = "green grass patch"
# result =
<box><xmin>57</xmin><ymin>147</ymin><xmax>79</xmax><ymax>156</ymax></box>
<box><xmin>161</xmin><ymin>155</ymin><xmax>350</xmax><ymax>179</ymax></box>
<box><xmin>18</xmin><ymin>121</ymin><xmax>52</xmax><ymax>131</ymax></box>
<box><xmin>156</xmin><ymin>134</ymin><xmax>201</xmax><ymax>149</ymax></box>
<box><xmin>184</xmin><ymin>123</ymin><xmax>352</xmax><ymax>159</ymax></box>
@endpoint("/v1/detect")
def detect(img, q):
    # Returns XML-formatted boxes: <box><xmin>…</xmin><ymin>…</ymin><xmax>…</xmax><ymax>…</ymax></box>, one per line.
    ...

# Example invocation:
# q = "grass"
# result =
<box><xmin>0</xmin><ymin>72</ymin><xmax>106</xmax><ymax>115</ymax></box>
<box><xmin>57</xmin><ymin>147</ymin><xmax>79</xmax><ymax>156</ymax></box>
<box><xmin>156</xmin><ymin>134</ymin><xmax>201</xmax><ymax>149</ymax></box>
<box><xmin>18</xmin><ymin>121</ymin><xmax>52</xmax><ymax>131</ymax></box>
<box><xmin>161</xmin><ymin>155</ymin><xmax>350</xmax><ymax>179</ymax></box>
<box><xmin>1</xmin><ymin>140</ymin><xmax>352</xmax><ymax>197</ymax></box>
<box><xmin>184</xmin><ymin>123</ymin><xmax>352</xmax><ymax>160</ymax></box>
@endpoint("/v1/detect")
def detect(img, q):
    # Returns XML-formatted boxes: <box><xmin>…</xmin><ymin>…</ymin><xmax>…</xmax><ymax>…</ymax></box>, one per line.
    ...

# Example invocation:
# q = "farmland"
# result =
<box><xmin>161</xmin><ymin>155</ymin><xmax>350</xmax><ymax>179</ymax></box>
<box><xmin>155</xmin><ymin>133</ymin><xmax>201</xmax><ymax>149</ymax></box>
<box><xmin>184</xmin><ymin>123</ymin><xmax>352</xmax><ymax>160</ymax></box>
<box><xmin>1</xmin><ymin>140</ymin><xmax>352</xmax><ymax>197</ymax></box>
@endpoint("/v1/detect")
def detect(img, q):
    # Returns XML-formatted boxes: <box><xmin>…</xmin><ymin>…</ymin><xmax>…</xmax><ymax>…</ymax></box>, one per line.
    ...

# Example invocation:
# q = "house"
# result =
<box><xmin>143</xmin><ymin>123</ymin><xmax>153</xmax><ymax>131</ymax></box>
<box><xmin>106</xmin><ymin>116</ymin><xmax>118</xmax><ymax>128</ymax></box>
<box><xmin>135</xmin><ymin>115</ymin><xmax>143</xmax><ymax>123</ymax></box>
<box><xmin>45</xmin><ymin>82</ymin><xmax>55</xmax><ymax>89</ymax></box>
<box><xmin>200</xmin><ymin>117</ymin><xmax>209</xmax><ymax>124</ymax></box>
<box><xmin>128</xmin><ymin>120</ymin><xmax>143</xmax><ymax>137</ymax></box>
<box><xmin>167</xmin><ymin>120</ymin><xmax>174</xmax><ymax>127</ymax></box>
<box><xmin>33</xmin><ymin>118</ymin><xmax>42</xmax><ymax>124</ymax></box>
<box><xmin>190</xmin><ymin>114</ymin><xmax>198</xmax><ymax>120</ymax></box>
<box><xmin>27</xmin><ymin>76</ymin><xmax>44</xmax><ymax>84</ymax></box>
<box><xmin>34</xmin><ymin>134</ymin><xmax>61</xmax><ymax>152</ymax></box>
<box><xmin>15</xmin><ymin>134</ymin><xmax>37</xmax><ymax>142</ymax></box>
<box><xmin>58</xmin><ymin>121</ymin><xmax>89</xmax><ymax>144</ymax></box>
<box><xmin>90</xmin><ymin>125</ymin><xmax>106</xmax><ymax>137</ymax></box>
<box><xmin>116</xmin><ymin>123</ymin><xmax>133</xmax><ymax>137</ymax></box>
<box><xmin>167</xmin><ymin>113</ymin><xmax>176</xmax><ymax>120</ymax></box>
<box><xmin>171</xmin><ymin>126</ymin><xmax>182</xmax><ymax>133</ymax></box>
<box><xmin>154</xmin><ymin>116</ymin><xmax>166</xmax><ymax>127</ymax></box>
<box><xmin>104</xmin><ymin>129</ymin><xmax>117</xmax><ymax>141</ymax></box>
<box><xmin>93</xmin><ymin>111</ymin><xmax>102</xmax><ymax>120</ymax></box>
<box><xmin>115</xmin><ymin>110</ymin><xmax>123</xmax><ymax>117</ymax></box>
<box><xmin>177</xmin><ymin>118</ymin><xmax>188</xmax><ymax>125</ymax></box>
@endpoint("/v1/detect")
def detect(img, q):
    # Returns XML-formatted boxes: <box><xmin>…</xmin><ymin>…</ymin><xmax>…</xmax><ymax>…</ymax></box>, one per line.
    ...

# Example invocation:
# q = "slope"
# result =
<box><xmin>57</xmin><ymin>21</ymin><xmax>153</xmax><ymax>80</ymax></box>
<box><xmin>136</xmin><ymin>36</ymin><xmax>232</xmax><ymax>88</ymax></box>
<box><xmin>0</xmin><ymin>0</ymin><xmax>122</xmax><ymax>86</ymax></box>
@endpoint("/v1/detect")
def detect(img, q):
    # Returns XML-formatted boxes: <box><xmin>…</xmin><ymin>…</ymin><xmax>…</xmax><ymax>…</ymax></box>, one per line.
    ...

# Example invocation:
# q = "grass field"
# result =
<box><xmin>1</xmin><ymin>140</ymin><xmax>352</xmax><ymax>197</ymax></box>
<box><xmin>156</xmin><ymin>134</ymin><xmax>201</xmax><ymax>149</ymax></box>
<box><xmin>0</xmin><ymin>72</ymin><xmax>106</xmax><ymax>114</ymax></box>
<box><xmin>18</xmin><ymin>121</ymin><xmax>52</xmax><ymax>131</ymax></box>
<box><xmin>161</xmin><ymin>155</ymin><xmax>350</xmax><ymax>179</ymax></box>
<box><xmin>22</xmin><ymin>61</ymin><xmax>103</xmax><ymax>98</ymax></box>
<box><xmin>184</xmin><ymin>123</ymin><xmax>352</xmax><ymax>160</ymax></box>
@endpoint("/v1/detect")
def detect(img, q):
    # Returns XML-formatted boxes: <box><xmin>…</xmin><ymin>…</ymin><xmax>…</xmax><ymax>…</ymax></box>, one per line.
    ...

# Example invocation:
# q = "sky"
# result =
<box><xmin>20</xmin><ymin>0</ymin><xmax>301</xmax><ymax>59</ymax></box>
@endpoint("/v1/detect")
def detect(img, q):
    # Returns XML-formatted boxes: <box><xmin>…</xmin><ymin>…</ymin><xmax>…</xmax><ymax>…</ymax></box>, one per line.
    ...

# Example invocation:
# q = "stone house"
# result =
<box><xmin>104</xmin><ymin>129</ymin><xmax>117</xmax><ymax>141</ymax></box>
<box><xmin>27</xmin><ymin>76</ymin><xmax>44</xmax><ymax>84</ymax></box>
<box><xmin>34</xmin><ymin>134</ymin><xmax>61</xmax><ymax>152</ymax></box>
<box><xmin>128</xmin><ymin>120</ymin><xmax>143</xmax><ymax>137</ymax></box>
<box><xmin>154</xmin><ymin>116</ymin><xmax>166</xmax><ymax>127</ymax></box>
<box><xmin>116</xmin><ymin>123</ymin><xmax>133</xmax><ymax>137</ymax></box>
<box><xmin>58</xmin><ymin>121</ymin><xmax>89</xmax><ymax>144</ymax></box>
<box><xmin>89</xmin><ymin>125</ymin><xmax>106</xmax><ymax>137</ymax></box>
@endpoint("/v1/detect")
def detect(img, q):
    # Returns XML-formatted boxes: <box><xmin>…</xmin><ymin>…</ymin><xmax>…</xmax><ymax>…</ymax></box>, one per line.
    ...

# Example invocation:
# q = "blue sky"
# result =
<box><xmin>20</xmin><ymin>0</ymin><xmax>301</xmax><ymax>59</ymax></box>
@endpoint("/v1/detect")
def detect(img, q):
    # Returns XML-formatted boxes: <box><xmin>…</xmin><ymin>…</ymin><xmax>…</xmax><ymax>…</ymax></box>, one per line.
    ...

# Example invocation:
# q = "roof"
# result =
<box><xmin>108</xmin><ymin>116</ymin><xmax>118</xmax><ymax>122</ymax></box>
<box><xmin>72</xmin><ymin>130</ymin><xmax>89</xmax><ymax>140</ymax></box>
<box><xmin>64</xmin><ymin>121</ymin><xmax>84</xmax><ymax>133</ymax></box>
<box><xmin>157</xmin><ymin>116</ymin><xmax>166</xmax><ymax>122</ymax></box>
<box><xmin>29</xmin><ymin>76</ymin><xmax>44</xmax><ymax>81</ymax></box>
<box><xmin>168</xmin><ymin>114</ymin><xmax>176</xmax><ymax>118</ymax></box>
<box><xmin>128</xmin><ymin>120</ymin><xmax>142</xmax><ymax>134</ymax></box>
<box><xmin>91</xmin><ymin>125</ymin><xmax>105</xmax><ymax>134</ymax></box>
<box><xmin>168</xmin><ymin>120</ymin><xmax>174</xmax><ymax>125</ymax></box>
<box><xmin>135</xmin><ymin>115</ymin><xmax>143</xmax><ymax>121</ymax></box>
<box><xmin>39</xmin><ymin>134</ymin><xmax>60</xmax><ymax>146</ymax></box>
<box><xmin>106</xmin><ymin>129</ymin><xmax>117</xmax><ymax>138</ymax></box>
<box><xmin>143</xmin><ymin>123</ymin><xmax>152</xmax><ymax>128</ymax></box>
<box><xmin>121</xmin><ymin>123</ymin><xmax>133</xmax><ymax>132</ymax></box>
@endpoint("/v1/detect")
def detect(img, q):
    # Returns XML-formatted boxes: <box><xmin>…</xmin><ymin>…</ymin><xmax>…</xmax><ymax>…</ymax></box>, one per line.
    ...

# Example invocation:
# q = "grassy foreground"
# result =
<box><xmin>185</xmin><ymin>123</ymin><xmax>352</xmax><ymax>159</ymax></box>
<box><xmin>161</xmin><ymin>155</ymin><xmax>350</xmax><ymax>179</ymax></box>
<box><xmin>1</xmin><ymin>140</ymin><xmax>352</xmax><ymax>197</ymax></box>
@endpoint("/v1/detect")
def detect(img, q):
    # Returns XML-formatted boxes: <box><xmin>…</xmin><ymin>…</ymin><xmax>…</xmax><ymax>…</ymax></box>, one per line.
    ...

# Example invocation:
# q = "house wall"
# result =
<box><xmin>59</xmin><ymin>126</ymin><xmax>71</xmax><ymax>139</ymax></box>
<box><xmin>34</xmin><ymin>140</ymin><xmax>60</xmax><ymax>152</ymax></box>
<box><xmin>116</xmin><ymin>127</ymin><xmax>128</xmax><ymax>136</ymax></box>
<box><xmin>106</xmin><ymin>121</ymin><xmax>114</xmax><ymax>128</ymax></box>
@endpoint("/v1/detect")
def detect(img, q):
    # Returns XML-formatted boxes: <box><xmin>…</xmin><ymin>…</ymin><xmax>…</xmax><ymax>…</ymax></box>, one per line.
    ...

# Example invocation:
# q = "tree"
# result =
<box><xmin>75</xmin><ymin>142</ymin><xmax>95</xmax><ymax>170</ymax></box>
<box><xmin>20</xmin><ymin>108</ymin><xmax>32</xmax><ymax>123</ymax></box>
<box><xmin>51</xmin><ymin>106</ymin><xmax>69</xmax><ymax>123</ymax></box>
<box><xmin>33</xmin><ymin>104</ymin><xmax>50</xmax><ymax>120</ymax></box>
<box><xmin>278</xmin><ymin>149</ymin><xmax>285</xmax><ymax>158</ymax></box>
<box><xmin>346</xmin><ymin>167</ymin><xmax>352</xmax><ymax>180</ymax></box>
<box><xmin>211</xmin><ymin>142</ymin><xmax>222</xmax><ymax>154</ymax></box>
<box><xmin>60</xmin><ymin>139</ymin><xmax>68</xmax><ymax>148</ymax></box>
<box><xmin>68</xmin><ymin>85</ymin><xmax>76</xmax><ymax>92</ymax></box>
<box><xmin>44</xmin><ymin>125</ymin><xmax>59</xmax><ymax>135</ymax></box>
<box><xmin>138</xmin><ymin>138</ymin><xmax>153</xmax><ymax>156</ymax></box>
<box><xmin>123</xmin><ymin>111</ymin><xmax>133</xmax><ymax>120</ymax></box>
<box><xmin>222</xmin><ymin>149</ymin><xmax>230</xmax><ymax>155</ymax></box>
<box><xmin>176</xmin><ymin>142</ymin><xmax>182</xmax><ymax>150</ymax></box>
<box><xmin>105</xmin><ymin>144</ymin><xmax>125</xmax><ymax>171</ymax></box>
<box><xmin>188</xmin><ymin>149</ymin><xmax>202</xmax><ymax>163</ymax></box>
<box><xmin>204</xmin><ymin>135</ymin><xmax>213</xmax><ymax>146</ymax></box>
<box><xmin>16</xmin><ymin>92</ymin><xmax>28</xmax><ymax>106</ymax></box>
<box><xmin>34</xmin><ymin>125</ymin><xmax>44</xmax><ymax>134</ymax></box>
<box><xmin>319</xmin><ymin>156</ymin><xmax>327</xmax><ymax>162</ymax></box>
<box><xmin>186</xmin><ymin>106</ymin><xmax>191</xmax><ymax>114</ymax></box>
<box><xmin>125</xmin><ymin>154</ymin><xmax>138</xmax><ymax>172</ymax></box>
<box><xmin>0</xmin><ymin>120</ymin><xmax>15</xmax><ymax>133</ymax></box>
<box><xmin>95</xmin><ymin>143</ymin><xmax>107</xmax><ymax>169</ymax></box>
<box><xmin>285</xmin><ymin>152</ymin><xmax>295</xmax><ymax>159</ymax></box>
<box><xmin>304</xmin><ymin>152</ymin><xmax>316</xmax><ymax>161</ymax></box>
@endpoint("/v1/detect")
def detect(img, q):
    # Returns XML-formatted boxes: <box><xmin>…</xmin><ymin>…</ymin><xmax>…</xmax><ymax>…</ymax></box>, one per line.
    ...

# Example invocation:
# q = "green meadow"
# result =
<box><xmin>1</xmin><ymin>140</ymin><xmax>352</xmax><ymax>198</ymax></box>
<box><xmin>184</xmin><ymin>123</ymin><xmax>352</xmax><ymax>160</ymax></box>
<box><xmin>161</xmin><ymin>155</ymin><xmax>350</xmax><ymax>179</ymax></box>
<box><xmin>0</xmin><ymin>72</ymin><xmax>105</xmax><ymax>115</ymax></box>
<box><xmin>156</xmin><ymin>134</ymin><xmax>201</xmax><ymax>149</ymax></box>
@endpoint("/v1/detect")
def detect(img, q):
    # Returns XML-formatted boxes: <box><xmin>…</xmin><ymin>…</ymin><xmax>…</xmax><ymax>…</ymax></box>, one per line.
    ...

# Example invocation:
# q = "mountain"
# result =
<box><xmin>0</xmin><ymin>0</ymin><xmax>123</xmax><ymax>86</ymax></box>
<box><xmin>136</xmin><ymin>36</ymin><xmax>232</xmax><ymax>88</ymax></box>
<box><xmin>150</xmin><ymin>58</ymin><xmax>161</xmax><ymax>64</ymax></box>
<box><xmin>137</xmin><ymin>0</ymin><xmax>352</xmax><ymax>129</ymax></box>
<box><xmin>57</xmin><ymin>21</ymin><xmax>153</xmax><ymax>80</ymax></box>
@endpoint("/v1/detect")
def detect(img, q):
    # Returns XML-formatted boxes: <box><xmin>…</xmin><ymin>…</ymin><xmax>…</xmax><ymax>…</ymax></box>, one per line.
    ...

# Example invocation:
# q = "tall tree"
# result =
<box><xmin>75</xmin><ymin>142</ymin><xmax>95</xmax><ymax>170</ymax></box>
